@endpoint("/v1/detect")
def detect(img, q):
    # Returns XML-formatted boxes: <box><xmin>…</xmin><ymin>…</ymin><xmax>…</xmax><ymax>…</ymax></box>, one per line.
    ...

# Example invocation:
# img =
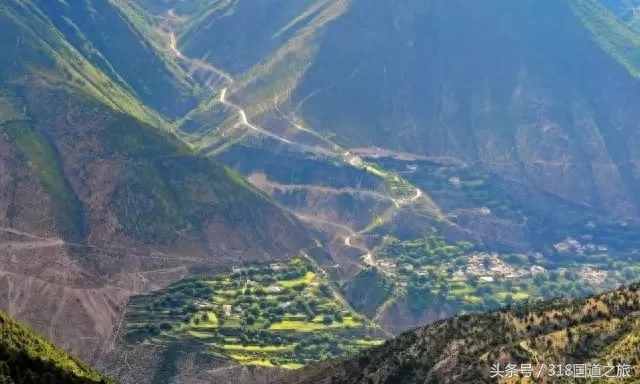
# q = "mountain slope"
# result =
<box><xmin>159</xmin><ymin>0</ymin><xmax>640</xmax><ymax>217</ymax></box>
<box><xmin>0</xmin><ymin>310</ymin><xmax>114</xmax><ymax>384</ymax></box>
<box><xmin>119</xmin><ymin>0</ymin><xmax>640</xmax><ymax>338</ymax></box>
<box><xmin>26</xmin><ymin>0</ymin><xmax>200</xmax><ymax>118</ymax></box>
<box><xmin>287</xmin><ymin>0</ymin><xmax>640</xmax><ymax>217</ymax></box>
<box><xmin>287</xmin><ymin>282</ymin><xmax>640</xmax><ymax>383</ymax></box>
<box><xmin>0</xmin><ymin>0</ymin><xmax>317</xmax><ymax>364</ymax></box>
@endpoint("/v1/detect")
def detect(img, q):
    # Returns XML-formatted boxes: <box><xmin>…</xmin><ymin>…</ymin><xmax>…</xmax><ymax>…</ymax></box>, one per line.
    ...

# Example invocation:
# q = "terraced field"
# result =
<box><xmin>124</xmin><ymin>258</ymin><xmax>384</xmax><ymax>368</ymax></box>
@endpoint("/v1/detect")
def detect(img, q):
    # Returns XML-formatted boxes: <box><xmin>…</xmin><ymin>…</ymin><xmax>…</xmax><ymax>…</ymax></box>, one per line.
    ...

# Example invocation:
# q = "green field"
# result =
<box><xmin>124</xmin><ymin>258</ymin><xmax>384</xmax><ymax>368</ymax></box>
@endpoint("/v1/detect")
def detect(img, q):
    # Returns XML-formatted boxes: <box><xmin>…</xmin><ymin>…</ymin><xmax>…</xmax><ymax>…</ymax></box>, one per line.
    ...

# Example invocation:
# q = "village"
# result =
<box><xmin>364</xmin><ymin>236</ymin><xmax>614</xmax><ymax>289</ymax></box>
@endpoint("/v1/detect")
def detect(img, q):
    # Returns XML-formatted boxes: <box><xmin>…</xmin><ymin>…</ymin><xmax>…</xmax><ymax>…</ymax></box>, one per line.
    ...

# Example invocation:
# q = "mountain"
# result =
<box><xmin>0</xmin><ymin>310</ymin><xmax>113</xmax><ymax>383</ymax></box>
<box><xmin>164</xmin><ymin>0</ymin><xmax>640</xmax><ymax>219</ymax></box>
<box><xmin>5</xmin><ymin>0</ymin><xmax>640</xmax><ymax>382</ymax></box>
<box><xmin>0</xmin><ymin>0</ymin><xmax>315</xmax><ymax>365</ymax></box>
<box><xmin>126</xmin><ymin>0</ymin><xmax>640</xmax><ymax>336</ymax></box>
<box><xmin>286</xmin><ymin>282</ymin><xmax>640</xmax><ymax>384</ymax></box>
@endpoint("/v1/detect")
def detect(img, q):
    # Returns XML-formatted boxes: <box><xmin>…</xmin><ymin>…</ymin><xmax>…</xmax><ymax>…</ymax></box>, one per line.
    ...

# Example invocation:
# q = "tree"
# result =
<box><xmin>147</xmin><ymin>324</ymin><xmax>160</xmax><ymax>335</ymax></box>
<box><xmin>318</xmin><ymin>283</ymin><xmax>333</xmax><ymax>298</ymax></box>
<box><xmin>533</xmin><ymin>274</ymin><xmax>545</xmax><ymax>287</ymax></box>
<box><xmin>504</xmin><ymin>280</ymin><xmax>514</xmax><ymax>291</ymax></box>
<box><xmin>322</xmin><ymin>315</ymin><xmax>334</xmax><ymax>325</ymax></box>
<box><xmin>246</xmin><ymin>314</ymin><xmax>256</xmax><ymax>325</ymax></box>
<box><xmin>504</xmin><ymin>294</ymin><xmax>514</xmax><ymax>307</ymax></box>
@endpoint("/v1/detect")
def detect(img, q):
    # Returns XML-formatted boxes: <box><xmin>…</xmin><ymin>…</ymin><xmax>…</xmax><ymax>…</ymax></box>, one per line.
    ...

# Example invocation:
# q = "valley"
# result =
<box><xmin>93</xmin><ymin>1</ymin><xmax>640</xmax><ymax>379</ymax></box>
<box><xmin>2</xmin><ymin>0</ymin><xmax>640</xmax><ymax>382</ymax></box>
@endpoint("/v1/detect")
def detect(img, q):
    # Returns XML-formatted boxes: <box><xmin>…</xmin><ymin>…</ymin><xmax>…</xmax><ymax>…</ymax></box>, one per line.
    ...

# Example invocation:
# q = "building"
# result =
<box><xmin>452</xmin><ymin>270</ymin><xmax>465</xmax><ymax>280</ymax></box>
<box><xmin>268</xmin><ymin>285</ymin><xmax>282</xmax><ymax>293</ymax></box>
<box><xmin>270</xmin><ymin>263</ymin><xmax>282</xmax><ymax>271</ymax></box>
<box><xmin>517</xmin><ymin>269</ymin><xmax>531</xmax><ymax>278</ymax></box>
<box><xmin>530</xmin><ymin>265</ymin><xmax>547</xmax><ymax>275</ymax></box>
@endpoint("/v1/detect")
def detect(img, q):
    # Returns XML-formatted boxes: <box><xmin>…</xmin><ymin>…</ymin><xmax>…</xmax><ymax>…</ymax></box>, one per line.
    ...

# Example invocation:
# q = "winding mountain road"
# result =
<box><xmin>161</xmin><ymin>15</ymin><xmax>434</xmax><ymax>274</ymax></box>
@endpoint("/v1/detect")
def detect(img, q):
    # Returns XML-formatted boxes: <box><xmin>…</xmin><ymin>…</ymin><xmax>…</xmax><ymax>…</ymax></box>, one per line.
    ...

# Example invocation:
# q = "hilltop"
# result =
<box><xmin>287</xmin><ymin>282</ymin><xmax>640</xmax><ymax>383</ymax></box>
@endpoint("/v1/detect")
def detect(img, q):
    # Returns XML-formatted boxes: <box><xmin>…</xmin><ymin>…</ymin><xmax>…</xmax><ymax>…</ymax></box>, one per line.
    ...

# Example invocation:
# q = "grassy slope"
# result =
<box><xmin>0</xmin><ymin>0</ymin><xmax>165</xmax><ymax>128</ymax></box>
<box><xmin>290</xmin><ymin>282</ymin><xmax>640</xmax><ymax>384</ymax></box>
<box><xmin>0</xmin><ymin>311</ymin><xmax>114</xmax><ymax>383</ymax></box>
<box><xmin>0</xmin><ymin>0</ymin><xmax>312</xmax><ymax>248</ymax></box>
<box><xmin>30</xmin><ymin>0</ymin><xmax>200</xmax><ymax>118</ymax></box>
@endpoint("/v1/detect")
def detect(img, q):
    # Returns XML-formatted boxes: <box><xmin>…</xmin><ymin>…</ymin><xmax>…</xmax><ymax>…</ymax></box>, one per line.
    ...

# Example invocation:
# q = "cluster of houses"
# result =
<box><xmin>577</xmin><ymin>266</ymin><xmax>608</xmax><ymax>285</ymax></box>
<box><xmin>449</xmin><ymin>252</ymin><xmax>548</xmax><ymax>282</ymax></box>
<box><xmin>553</xmin><ymin>237</ymin><xmax>608</xmax><ymax>255</ymax></box>
<box><xmin>342</xmin><ymin>151</ymin><xmax>364</xmax><ymax>167</ymax></box>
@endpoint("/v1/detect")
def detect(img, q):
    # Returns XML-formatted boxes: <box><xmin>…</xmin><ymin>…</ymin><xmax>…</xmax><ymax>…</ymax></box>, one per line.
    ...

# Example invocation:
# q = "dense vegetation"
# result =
<box><xmin>124</xmin><ymin>258</ymin><xmax>384</xmax><ymax>373</ymax></box>
<box><xmin>0</xmin><ymin>311</ymin><xmax>113</xmax><ymax>384</ymax></box>
<box><xmin>289</xmin><ymin>282</ymin><xmax>640</xmax><ymax>383</ymax></box>
<box><xmin>373</xmin><ymin>230</ymin><xmax>640</xmax><ymax>319</ymax></box>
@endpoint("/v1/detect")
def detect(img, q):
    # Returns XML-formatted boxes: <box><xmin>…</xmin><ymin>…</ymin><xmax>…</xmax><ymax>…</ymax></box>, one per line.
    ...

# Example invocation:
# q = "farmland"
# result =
<box><xmin>124</xmin><ymin>258</ymin><xmax>384</xmax><ymax>368</ymax></box>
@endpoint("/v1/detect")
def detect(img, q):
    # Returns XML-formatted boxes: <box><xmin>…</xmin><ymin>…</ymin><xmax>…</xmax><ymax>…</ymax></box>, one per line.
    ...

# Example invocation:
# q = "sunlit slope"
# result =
<box><xmin>0</xmin><ymin>0</ymin><xmax>166</xmax><ymax>126</ymax></box>
<box><xmin>0</xmin><ymin>310</ymin><xmax>114</xmax><ymax>383</ymax></box>
<box><xmin>139</xmin><ymin>0</ymin><xmax>640</xmax><ymax>219</ymax></box>
<box><xmin>288</xmin><ymin>282</ymin><xmax>640</xmax><ymax>383</ymax></box>
<box><xmin>27</xmin><ymin>0</ymin><xmax>199</xmax><ymax>117</ymax></box>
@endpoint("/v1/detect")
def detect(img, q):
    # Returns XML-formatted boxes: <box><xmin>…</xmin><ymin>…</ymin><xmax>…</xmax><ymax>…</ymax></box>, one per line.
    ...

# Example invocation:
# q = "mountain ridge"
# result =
<box><xmin>285</xmin><ymin>282</ymin><xmax>640</xmax><ymax>383</ymax></box>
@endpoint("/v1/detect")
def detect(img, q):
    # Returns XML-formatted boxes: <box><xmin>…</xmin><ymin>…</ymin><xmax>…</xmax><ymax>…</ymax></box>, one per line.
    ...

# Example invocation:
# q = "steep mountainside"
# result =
<box><xmin>287</xmin><ymin>282</ymin><xmax>640</xmax><ymax>384</ymax></box>
<box><xmin>5</xmin><ymin>0</ymin><xmax>640</xmax><ymax>382</ymax></box>
<box><xmin>288</xmin><ymin>0</ymin><xmax>640</xmax><ymax>217</ymax></box>
<box><xmin>149</xmin><ymin>0</ymin><xmax>640</xmax><ymax>227</ymax></box>
<box><xmin>115</xmin><ymin>0</ymin><xmax>640</xmax><ymax>337</ymax></box>
<box><xmin>27</xmin><ymin>0</ymin><xmax>199</xmax><ymax>117</ymax></box>
<box><xmin>0</xmin><ymin>310</ymin><xmax>113</xmax><ymax>384</ymax></box>
<box><xmin>0</xmin><ymin>0</ymin><xmax>315</xmax><ymax>365</ymax></box>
